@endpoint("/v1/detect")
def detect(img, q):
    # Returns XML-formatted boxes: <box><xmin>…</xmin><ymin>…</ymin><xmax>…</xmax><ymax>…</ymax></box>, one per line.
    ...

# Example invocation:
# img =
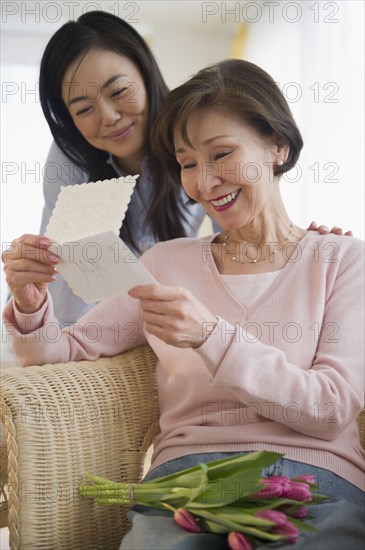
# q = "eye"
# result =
<box><xmin>75</xmin><ymin>106</ymin><xmax>92</xmax><ymax>116</ymax></box>
<box><xmin>176</xmin><ymin>158</ymin><xmax>197</xmax><ymax>170</ymax></box>
<box><xmin>214</xmin><ymin>151</ymin><xmax>231</xmax><ymax>161</ymax></box>
<box><xmin>111</xmin><ymin>86</ymin><xmax>128</xmax><ymax>99</ymax></box>
<box><xmin>181</xmin><ymin>162</ymin><xmax>196</xmax><ymax>170</ymax></box>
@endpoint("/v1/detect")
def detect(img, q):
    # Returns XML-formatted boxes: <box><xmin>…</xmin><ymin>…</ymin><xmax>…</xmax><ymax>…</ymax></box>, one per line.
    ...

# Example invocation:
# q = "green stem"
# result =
<box><xmin>161</xmin><ymin>503</ymin><xmax>177</xmax><ymax>513</ymax></box>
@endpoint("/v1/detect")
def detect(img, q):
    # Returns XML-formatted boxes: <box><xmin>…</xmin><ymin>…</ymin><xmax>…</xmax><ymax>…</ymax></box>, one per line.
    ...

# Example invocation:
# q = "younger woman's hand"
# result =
<box><xmin>2</xmin><ymin>234</ymin><xmax>60</xmax><ymax>314</ymax></box>
<box><xmin>128</xmin><ymin>284</ymin><xmax>217</xmax><ymax>348</ymax></box>
<box><xmin>307</xmin><ymin>221</ymin><xmax>353</xmax><ymax>236</ymax></box>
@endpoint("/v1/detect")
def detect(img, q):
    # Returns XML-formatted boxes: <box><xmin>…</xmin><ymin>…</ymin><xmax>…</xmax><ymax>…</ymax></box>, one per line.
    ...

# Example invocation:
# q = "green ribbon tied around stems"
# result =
<box><xmin>79</xmin><ymin>451</ymin><xmax>327</xmax><ymax>547</ymax></box>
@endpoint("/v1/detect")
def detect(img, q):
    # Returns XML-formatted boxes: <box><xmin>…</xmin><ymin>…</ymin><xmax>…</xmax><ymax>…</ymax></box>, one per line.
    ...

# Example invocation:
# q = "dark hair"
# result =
<box><xmin>152</xmin><ymin>58</ymin><xmax>303</xmax><ymax>183</ymax></box>
<box><xmin>39</xmin><ymin>10</ymin><xmax>188</xmax><ymax>252</ymax></box>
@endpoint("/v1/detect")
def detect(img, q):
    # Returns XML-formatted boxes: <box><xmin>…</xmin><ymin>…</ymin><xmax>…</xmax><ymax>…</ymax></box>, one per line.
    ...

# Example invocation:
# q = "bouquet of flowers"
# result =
<box><xmin>79</xmin><ymin>451</ymin><xmax>325</xmax><ymax>549</ymax></box>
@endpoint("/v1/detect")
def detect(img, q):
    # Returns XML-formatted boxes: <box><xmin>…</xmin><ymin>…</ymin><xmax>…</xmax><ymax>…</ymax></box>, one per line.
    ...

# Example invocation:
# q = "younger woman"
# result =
<box><xmin>39</xmin><ymin>10</ymin><xmax>207</xmax><ymax>325</ymax></box>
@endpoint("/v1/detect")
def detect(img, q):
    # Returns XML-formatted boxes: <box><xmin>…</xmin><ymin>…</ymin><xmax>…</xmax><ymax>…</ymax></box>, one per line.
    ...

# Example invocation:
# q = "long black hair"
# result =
<box><xmin>39</xmin><ymin>10</ymin><xmax>189</xmax><ymax>252</ymax></box>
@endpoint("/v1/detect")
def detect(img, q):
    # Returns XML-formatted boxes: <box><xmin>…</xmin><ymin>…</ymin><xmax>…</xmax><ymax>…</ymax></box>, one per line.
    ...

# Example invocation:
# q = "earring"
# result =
<box><xmin>277</xmin><ymin>160</ymin><xmax>284</xmax><ymax>166</ymax></box>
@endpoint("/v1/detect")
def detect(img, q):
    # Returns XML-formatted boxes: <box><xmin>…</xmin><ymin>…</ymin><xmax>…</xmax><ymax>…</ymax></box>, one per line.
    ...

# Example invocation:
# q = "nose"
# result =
<box><xmin>197</xmin><ymin>162</ymin><xmax>224</xmax><ymax>194</ymax></box>
<box><xmin>100</xmin><ymin>100</ymin><xmax>122</xmax><ymax>126</ymax></box>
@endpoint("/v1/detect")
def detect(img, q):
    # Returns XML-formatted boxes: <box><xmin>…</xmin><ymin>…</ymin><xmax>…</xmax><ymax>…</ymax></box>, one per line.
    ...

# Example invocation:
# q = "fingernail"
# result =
<box><xmin>39</xmin><ymin>238</ymin><xmax>50</xmax><ymax>247</ymax></box>
<box><xmin>48</xmin><ymin>254</ymin><xmax>59</xmax><ymax>263</ymax></box>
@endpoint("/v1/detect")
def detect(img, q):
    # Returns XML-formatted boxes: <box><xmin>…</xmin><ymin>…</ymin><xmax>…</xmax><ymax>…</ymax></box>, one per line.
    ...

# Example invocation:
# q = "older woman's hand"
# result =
<box><xmin>2</xmin><ymin>234</ymin><xmax>59</xmax><ymax>314</ymax></box>
<box><xmin>128</xmin><ymin>284</ymin><xmax>217</xmax><ymax>348</ymax></box>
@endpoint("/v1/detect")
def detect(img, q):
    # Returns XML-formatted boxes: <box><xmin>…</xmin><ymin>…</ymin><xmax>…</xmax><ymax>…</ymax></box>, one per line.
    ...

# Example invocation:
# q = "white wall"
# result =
<box><xmin>241</xmin><ymin>0</ymin><xmax>364</xmax><ymax>240</ymax></box>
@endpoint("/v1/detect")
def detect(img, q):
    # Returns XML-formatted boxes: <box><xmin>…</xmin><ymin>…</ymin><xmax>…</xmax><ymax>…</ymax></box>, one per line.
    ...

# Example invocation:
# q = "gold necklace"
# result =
<box><xmin>220</xmin><ymin>223</ymin><xmax>294</xmax><ymax>263</ymax></box>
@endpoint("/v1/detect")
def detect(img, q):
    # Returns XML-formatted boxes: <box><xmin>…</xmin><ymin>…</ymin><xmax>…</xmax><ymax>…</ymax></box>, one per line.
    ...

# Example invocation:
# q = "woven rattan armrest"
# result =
<box><xmin>0</xmin><ymin>345</ymin><xmax>159</xmax><ymax>550</ymax></box>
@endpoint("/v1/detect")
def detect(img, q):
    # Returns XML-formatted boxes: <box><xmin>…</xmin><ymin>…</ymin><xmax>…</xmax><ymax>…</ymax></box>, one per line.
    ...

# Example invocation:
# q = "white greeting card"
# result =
<box><xmin>45</xmin><ymin>175</ymin><xmax>138</xmax><ymax>243</ymax></box>
<box><xmin>49</xmin><ymin>231</ymin><xmax>156</xmax><ymax>303</ymax></box>
<box><xmin>45</xmin><ymin>176</ymin><xmax>156</xmax><ymax>302</ymax></box>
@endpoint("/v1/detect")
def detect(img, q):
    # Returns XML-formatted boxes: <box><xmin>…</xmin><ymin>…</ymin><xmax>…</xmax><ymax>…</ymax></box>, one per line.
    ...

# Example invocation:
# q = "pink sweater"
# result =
<box><xmin>3</xmin><ymin>233</ymin><xmax>365</xmax><ymax>490</ymax></box>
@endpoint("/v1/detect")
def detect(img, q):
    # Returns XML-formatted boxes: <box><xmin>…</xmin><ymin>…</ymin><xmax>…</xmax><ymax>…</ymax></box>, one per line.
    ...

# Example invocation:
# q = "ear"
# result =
<box><xmin>277</xmin><ymin>142</ymin><xmax>290</xmax><ymax>163</ymax></box>
<box><xmin>272</xmin><ymin>133</ymin><xmax>290</xmax><ymax>163</ymax></box>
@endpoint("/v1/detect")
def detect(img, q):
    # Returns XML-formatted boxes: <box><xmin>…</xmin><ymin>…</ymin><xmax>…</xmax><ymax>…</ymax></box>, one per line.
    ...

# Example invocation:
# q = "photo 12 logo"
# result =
<box><xmin>201</xmin><ymin>2</ymin><xmax>340</xmax><ymax>24</ymax></box>
<box><xmin>1</xmin><ymin>2</ymin><xmax>140</xmax><ymax>24</ymax></box>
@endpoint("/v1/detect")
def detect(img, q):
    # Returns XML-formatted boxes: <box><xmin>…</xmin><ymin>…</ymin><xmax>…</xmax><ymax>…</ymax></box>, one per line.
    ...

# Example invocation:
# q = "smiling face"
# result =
<box><xmin>62</xmin><ymin>49</ymin><xmax>148</xmax><ymax>171</ymax></box>
<box><xmin>174</xmin><ymin>107</ymin><xmax>287</xmax><ymax>231</ymax></box>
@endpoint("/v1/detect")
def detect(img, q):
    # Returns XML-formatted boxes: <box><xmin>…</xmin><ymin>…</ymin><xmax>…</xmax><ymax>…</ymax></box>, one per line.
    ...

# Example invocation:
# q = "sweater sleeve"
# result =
<box><xmin>3</xmin><ymin>245</ymin><xmax>159</xmax><ymax>367</ymax></box>
<box><xmin>1</xmin><ymin>244</ymin><xmax>159</xmax><ymax>367</ymax></box>
<box><xmin>196</xmin><ymin>246</ymin><xmax>364</xmax><ymax>441</ymax></box>
<box><xmin>2</xmin><ymin>293</ymin><xmax>146</xmax><ymax>367</ymax></box>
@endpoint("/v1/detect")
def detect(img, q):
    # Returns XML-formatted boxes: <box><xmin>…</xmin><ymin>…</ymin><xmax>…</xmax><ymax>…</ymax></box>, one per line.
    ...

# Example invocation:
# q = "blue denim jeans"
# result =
<box><xmin>120</xmin><ymin>452</ymin><xmax>365</xmax><ymax>550</ymax></box>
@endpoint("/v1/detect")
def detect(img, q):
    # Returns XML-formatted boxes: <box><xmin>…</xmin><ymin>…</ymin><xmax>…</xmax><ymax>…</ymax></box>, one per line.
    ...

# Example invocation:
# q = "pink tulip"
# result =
<box><xmin>262</xmin><ymin>476</ymin><xmax>290</xmax><ymax>484</ymax></box>
<box><xmin>253</xmin><ymin>476</ymin><xmax>313</xmax><ymax>502</ymax></box>
<box><xmin>173</xmin><ymin>508</ymin><xmax>203</xmax><ymax>533</ymax></box>
<box><xmin>227</xmin><ymin>531</ymin><xmax>254</xmax><ymax>550</ymax></box>
<box><xmin>255</xmin><ymin>509</ymin><xmax>288</xmax><ymax>527</ymax></box>
<box><xmin>281</xmin><ymin>481</ymin><xmax>312</xmax><ymax>502</ymax></box>
<box><xmin>252</xmin><ymin>478</ymin><xmax>284</xmax><ymax>499</ymax></box>
<box><xmin>273</xmin><ymin>522</ymin><xmax>300</xmax><ymax>544</ymax></box>
<box><xmin>290</xmin><ymin>506</ymin><xmax>309</xmax><ymax>519</ymax></box>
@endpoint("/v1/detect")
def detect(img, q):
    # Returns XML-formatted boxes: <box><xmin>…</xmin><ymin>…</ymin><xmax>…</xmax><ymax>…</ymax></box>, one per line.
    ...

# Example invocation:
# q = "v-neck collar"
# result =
<box><xmin>203</xmin><ymin>232</ymin><xmax>311</xmax><ymax>318</ymax></box>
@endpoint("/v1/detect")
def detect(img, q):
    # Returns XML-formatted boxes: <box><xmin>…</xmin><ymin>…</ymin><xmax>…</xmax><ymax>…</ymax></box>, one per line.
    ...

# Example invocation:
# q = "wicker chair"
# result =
<box><xmin>0</xmin><ymin>345</ymin><xmax>364</xmax><ymax>550</ymax></box>
<box><xmin>0</xmin><ymin>345</ymin><xmax>160</xmax><ymax>550</ymax></box>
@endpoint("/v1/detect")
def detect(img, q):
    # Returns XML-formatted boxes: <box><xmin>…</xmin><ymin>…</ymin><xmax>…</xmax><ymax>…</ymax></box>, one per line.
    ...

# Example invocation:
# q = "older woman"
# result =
<box><xmin>3</xmin><ymin>59</ymin><xmax>364</xmax><ymax>549</ymax></box>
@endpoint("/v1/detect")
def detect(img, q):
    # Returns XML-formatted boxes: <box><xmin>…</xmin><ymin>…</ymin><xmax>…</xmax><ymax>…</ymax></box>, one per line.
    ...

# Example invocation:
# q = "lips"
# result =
<box><xmin>106</xmin><ymin>123</ymin><xmax>133</xmax><ymax>141</ymax></box>
<box><xmin>210</xmin><ymin>189</ymin><xmax>241</xmax><ymax>208</ymax></box>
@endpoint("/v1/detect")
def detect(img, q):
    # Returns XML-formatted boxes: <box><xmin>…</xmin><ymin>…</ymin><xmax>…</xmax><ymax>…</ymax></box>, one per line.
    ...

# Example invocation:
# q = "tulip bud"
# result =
<box><xmin>173</xmin><ymin>508</ymin><xmax>203</xmax><ymax>533</ymax></box>
<box><xmin>227</xmin><ymin>531</ymin><xmax>254</xmax><ymax>550</ymax></box>
<box><xmin>273</xmin><ymin>522</ymin><xmax>300</xmax><ymax>544</ymax></box>
<box><xmin>255</xmin><ymin>509</ymin><xmax>288</xmax><ymax>527</ymax></box>
<box><xmin>252</xmin><ymin>478</ymin><xmax>284</xmax><ymax>499</ymax></box>
<box><xmin>263</xmin><ymin>476</ymin><xmax>290</xmax><ymax>484</ymax></box>
<box><xmin>255</xmin><ymin>485</ymin><xmax>283</xmax><ymax>498</ymax></box>
<box><xmin>290</xmin><ymin>506</ymin><xmax>309</xmax><ymax>519</ymax></box>
<box><xmin>282</xmin><ymin>481</ymin><xmax>312</xmax><ymax>502</ymax></box>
